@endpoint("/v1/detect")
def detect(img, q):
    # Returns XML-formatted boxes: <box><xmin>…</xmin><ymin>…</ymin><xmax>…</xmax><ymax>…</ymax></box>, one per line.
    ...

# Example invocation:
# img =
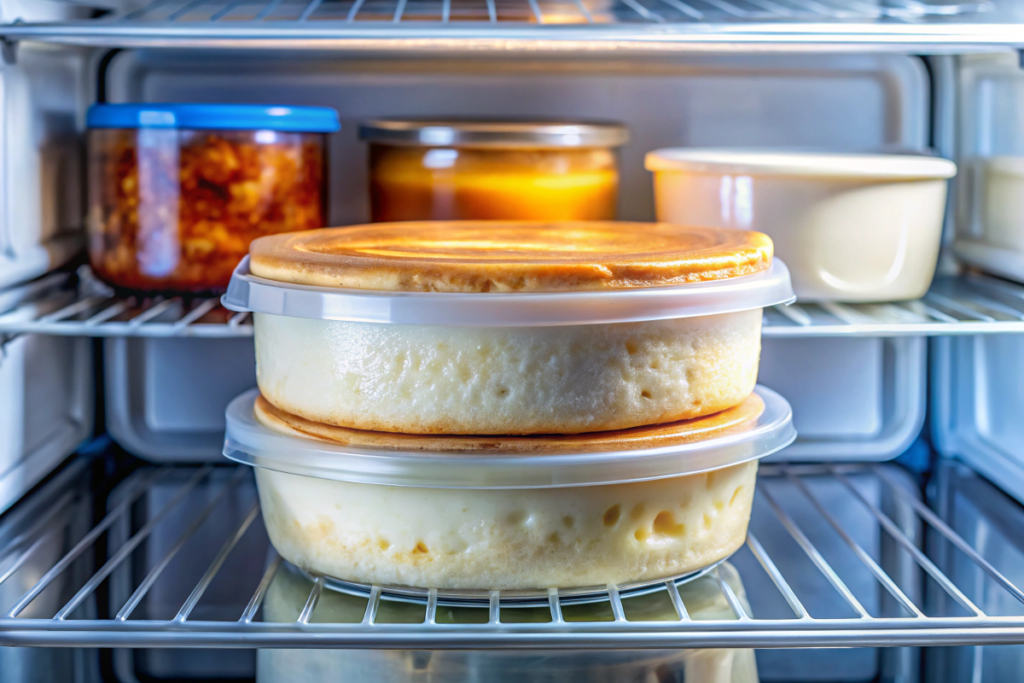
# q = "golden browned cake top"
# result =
<box><xmin>255</xmin><ymin>392</ymin><xmax>765</xmax><ymax>454</ymax></box>
<box><xmin>248</xmin><ymin>221</ymin><xmax>773</xmax><ymax>292</ymax></box>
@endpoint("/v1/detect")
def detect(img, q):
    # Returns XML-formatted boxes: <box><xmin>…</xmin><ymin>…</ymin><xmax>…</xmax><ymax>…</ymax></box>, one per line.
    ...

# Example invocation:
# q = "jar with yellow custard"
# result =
<box><xmin>360</xmin><ymin>120</ymin><xmax>628</xmax><ymax>222</ymax></box>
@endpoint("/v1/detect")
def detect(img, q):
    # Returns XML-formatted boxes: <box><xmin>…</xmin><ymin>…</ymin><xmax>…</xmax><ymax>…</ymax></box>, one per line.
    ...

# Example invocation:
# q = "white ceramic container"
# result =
<box><xmin>646</xmin><ymin>150</ymin><xmax>956</xmax><ymax>302</ymax></box>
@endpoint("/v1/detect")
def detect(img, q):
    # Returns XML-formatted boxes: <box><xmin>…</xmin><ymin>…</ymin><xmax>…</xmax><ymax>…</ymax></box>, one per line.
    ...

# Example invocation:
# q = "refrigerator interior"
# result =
<box><xmin>99</xmin><ymin>49</ymin><xmax>930</xmax><ymax>463</ymax></box>
<box><xmin>3</xmin><ymin>2</ymin><xmax>1024</xmax><ymax>682</ymax></box>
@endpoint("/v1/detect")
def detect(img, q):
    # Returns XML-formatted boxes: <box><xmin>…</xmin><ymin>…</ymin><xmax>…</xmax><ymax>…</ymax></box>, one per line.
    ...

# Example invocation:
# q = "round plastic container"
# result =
<box><xmin>86</xmin><ymin>103</ymin><xmax>340</xmax><ymax>293</ymax></box>
<box><xmin>646</xmin><ymin>149</ymin><xmax>956</xmax><ymax>303</ymax></box>
<box><xmin>223</xmin><ymin>221</ymin><xmax>794</xmax><ymax>436</ymax></box>
<box><xmin>225</xmin><ymin>385</ymin><xmax>794</xmax><ymax>590</ymax></box>
<box><xmin>360</xmin><ymin>120</ymin><xmax>628</xmax><ymax>222</ymax></box>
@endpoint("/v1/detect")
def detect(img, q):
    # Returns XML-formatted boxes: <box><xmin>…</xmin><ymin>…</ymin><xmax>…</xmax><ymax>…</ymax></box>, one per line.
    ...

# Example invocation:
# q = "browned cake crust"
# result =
<box><xmin>248</xmin><ymin>221</ymin><xmax>773</xmax><ymax>292</ymax></box>
<box><xmin>254</xmin><ymin>391</ymin><xmax>765</xmax><ymax>453</ymax></box>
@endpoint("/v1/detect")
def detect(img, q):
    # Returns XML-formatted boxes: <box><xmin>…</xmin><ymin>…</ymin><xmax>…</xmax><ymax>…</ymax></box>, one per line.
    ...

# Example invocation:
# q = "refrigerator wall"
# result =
<box><xmin>0</xmin><ymin>19</ymin><xmax>88</xmax><ymax>288</ymax></box>
<box><xmin>927</xmin><ymin>460</ymin><xmax>1024</xmax><ymax>682</ymax></box>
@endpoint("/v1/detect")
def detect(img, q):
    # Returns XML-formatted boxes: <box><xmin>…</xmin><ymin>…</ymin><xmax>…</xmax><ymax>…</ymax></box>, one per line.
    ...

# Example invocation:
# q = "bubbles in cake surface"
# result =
<box><xmin>730</xmin><ymin>486</ymin><xmax>744</xmax><ymax>506</ymax></box>
<box><xmin>603</xmin><ymin>505</ymin><xmax>621</xmax><ymax>526</ymax></box>
<box><xmin>652</xmin><ymin>511</ymin><xmax>686</xmax><ymax>538</ymax></box>
<box><xmin>414</xmin><ymin>542</ymin><xmax>429</xmax><ymax>554</ymax></box>
<box><xmin>507</xmin><ymin>511</ymin><xmax>527</xmax><ymax>526</ymax></box>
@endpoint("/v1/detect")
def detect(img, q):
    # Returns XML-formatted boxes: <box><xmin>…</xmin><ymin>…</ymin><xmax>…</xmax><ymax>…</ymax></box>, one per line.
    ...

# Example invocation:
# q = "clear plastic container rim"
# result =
<box><xmin>222</xmin><ymin>385</ymin><xmax>796</xmax><ymax>489</ymax></box>
<box><xmin>222</xmin><ymin>256</ymin><xmax>795</xmax><ymax>327</ymax></box>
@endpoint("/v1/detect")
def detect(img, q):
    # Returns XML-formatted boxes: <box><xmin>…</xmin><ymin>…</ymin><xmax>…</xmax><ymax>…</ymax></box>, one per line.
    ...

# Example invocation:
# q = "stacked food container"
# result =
<box><xmin>222</xmin><ymin>220</ymin><xmax>796</xmax><ymax>597</ymax></box>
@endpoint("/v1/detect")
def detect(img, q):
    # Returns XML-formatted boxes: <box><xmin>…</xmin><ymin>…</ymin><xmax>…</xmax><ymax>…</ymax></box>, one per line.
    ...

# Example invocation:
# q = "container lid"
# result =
<box><xmin>359</xmin><ymin>119</ymin><xmax>629</xmax><ymax>148</ymax></box>
<box><xmin>223</xmin><ymin>253</ymin><xmax>794</xmax><ymax>326</ymax></box>
<box><xmin>223</xmin><ymin>386</ymin><xmax>795</xmax><ymax>488</ymax></box>
<box><xmin>87</xmin><ymin>103</ymin><xmax>341</xmax><ymax>133</ymax></box>
<box><xmin>646</xmin><ymin>149</ymin><xmax>957</xmax><ymax>180</ymax></box>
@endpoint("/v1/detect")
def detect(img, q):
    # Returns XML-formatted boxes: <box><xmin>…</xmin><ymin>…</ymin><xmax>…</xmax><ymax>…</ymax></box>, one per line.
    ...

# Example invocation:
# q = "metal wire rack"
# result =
<box><xmin>4</xmin><ymin>267</ymin><xmax>1024</xmax><ymax>340</ymax></box>
<box><xmin>1</xmin><ymin>457</ymin><xmax>1023</xmax><ymax>648</ymax></box>
<box><xmin>4</xmin><ymin>0</ymin><xmax>1016</xmax><ymax>54</ymax></box>
<box><xmin>0</xmin><ymin>269</ymin><xmax>251</xmax><ymax>340</ymax></box>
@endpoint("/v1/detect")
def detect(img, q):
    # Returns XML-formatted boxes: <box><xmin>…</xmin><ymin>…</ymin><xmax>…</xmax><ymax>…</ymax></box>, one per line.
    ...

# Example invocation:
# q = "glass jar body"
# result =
<box><xmin>368</xmin><ymin>144</ymin><xmax>619</xmax><ymax>222</ymax></box>
<box><xmin>88</xmin><ymin>128</ymin><xmax>327</xmax><ymax>293</ymax></box>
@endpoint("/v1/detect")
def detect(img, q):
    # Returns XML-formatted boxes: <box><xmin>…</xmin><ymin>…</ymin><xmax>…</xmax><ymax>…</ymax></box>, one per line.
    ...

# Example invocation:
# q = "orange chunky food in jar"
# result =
<box><xmin>360</xmin><ymin>120</ymin><xmax>628</xmax><ymax>222</ymax></box>
<box><xmin>86</xmin><ymin>104</ymin><xmax>339</xmax><ymax>293</ymax></box>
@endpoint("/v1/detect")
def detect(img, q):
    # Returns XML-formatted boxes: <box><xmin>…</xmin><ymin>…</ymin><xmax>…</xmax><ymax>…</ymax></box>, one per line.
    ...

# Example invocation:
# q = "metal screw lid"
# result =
<box><xmin>359</xmin><ymin>119</ymin><xmax>629</xmax><ymax>148</ymax></box>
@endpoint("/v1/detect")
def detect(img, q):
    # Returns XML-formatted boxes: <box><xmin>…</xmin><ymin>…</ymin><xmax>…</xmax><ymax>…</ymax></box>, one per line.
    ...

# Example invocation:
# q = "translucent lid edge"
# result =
<box><xmin>222</xmin><ymin>386</ymin><xmax>796</xmax><ymax>489</ymax></box>
<box><xmin>223</xmin><ymin>257</ymin><xmax>796</xmax><ymax>327</ymax></box>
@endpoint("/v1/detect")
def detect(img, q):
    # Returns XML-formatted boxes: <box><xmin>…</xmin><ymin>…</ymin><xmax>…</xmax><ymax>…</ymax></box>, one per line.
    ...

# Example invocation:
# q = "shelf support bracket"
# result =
<box><xmin>1</xmin><ymin>18</ymin><xmax>22</xmax><ymax>65</ymax></box>
<box><xmin>1</xmin><ymin>38</ymin><xmax>17</xmax><ymax>66</ymax></box>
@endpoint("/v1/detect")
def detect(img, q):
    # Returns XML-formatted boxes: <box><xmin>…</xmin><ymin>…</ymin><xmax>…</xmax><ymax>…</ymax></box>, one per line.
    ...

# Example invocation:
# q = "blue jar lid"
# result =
<box><xmin>87</xmin><ymin>103</ymin><xmax>340</xmax><ymax>133</ymax></box>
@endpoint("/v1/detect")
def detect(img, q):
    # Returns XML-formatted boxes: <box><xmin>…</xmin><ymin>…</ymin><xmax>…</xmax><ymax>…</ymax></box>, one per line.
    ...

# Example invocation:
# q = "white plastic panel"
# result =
<box><xmin>0</xmin><ymin>38</ymin><xmax>87</xmax><ymax>289</ymax></box>
<box><xmin>0</xmin><ymin>333</ymin><xmax>92</xmax><ymax>513</ymax></box>
<box><xmin>933</xmin><ymin>334</ymin><xmax>1024</xmax><ymax>504</ymax></box>
<box><xmin>105</xmin><ymin>337</ymin><xmax>256</xmax><ymax>461</ymax></box>
<box><xmin>928</xmin><ymin>460</ymin><xmax>1024</xmax><ymax>682</ymax></box>
<box><xmin>761</xmin><ymin>337</ymin><xmax>926</xmax><ymax>461</ymax></box>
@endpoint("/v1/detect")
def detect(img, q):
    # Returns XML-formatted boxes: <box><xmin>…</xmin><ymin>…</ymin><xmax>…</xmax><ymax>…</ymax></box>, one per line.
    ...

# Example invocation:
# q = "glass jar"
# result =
<box><xmin>360</xmin><ymin>120</ymin><xmax>628</xmax><ymax>222</ymax></box>
<box><xmin>86</xmin><ymin>103</ymin><xmax>339</xmax><ymax>293</ymax></box>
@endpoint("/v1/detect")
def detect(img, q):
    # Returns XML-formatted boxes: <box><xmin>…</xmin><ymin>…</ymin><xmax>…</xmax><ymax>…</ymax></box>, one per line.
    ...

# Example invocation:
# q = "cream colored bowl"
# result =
<box><xmin>647</xmin><ymin>150</ymin><xmax>956</xmax><ymax>303</ymax></box>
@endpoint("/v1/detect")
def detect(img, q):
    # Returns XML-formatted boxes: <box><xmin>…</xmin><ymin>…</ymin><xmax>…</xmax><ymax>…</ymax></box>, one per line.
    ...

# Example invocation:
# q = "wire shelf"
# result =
<box><xmin>0</xmin><ymin>268</ymin><xmax>251</xmax><ymax>340</ymax></box>
<box><xmin>3</xmin><ymin>267</ymin><xmax>1024</xmax><ymax>339</ymax></box>
<box><xmin>1</xmin><ymin>458</ymin><xmax>1023</xmax><ymax>648</ymax></box>
<box><xmin>6</xmin><ymin>0</ymin><xmax>1018</xmax><ymax>53</ymax></box>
